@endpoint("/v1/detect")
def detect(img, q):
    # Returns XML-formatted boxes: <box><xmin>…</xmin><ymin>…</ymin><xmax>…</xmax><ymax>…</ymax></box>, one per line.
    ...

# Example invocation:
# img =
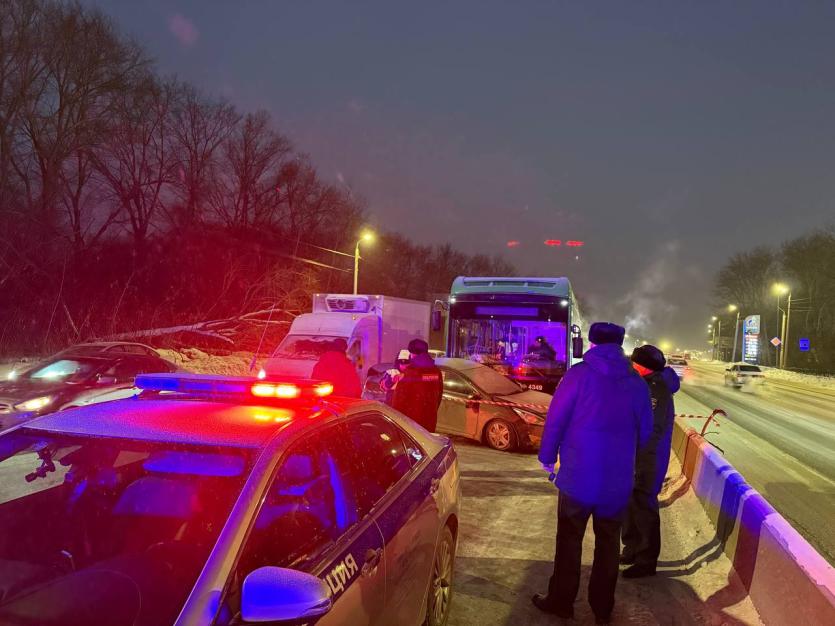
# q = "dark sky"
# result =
<box><xmin>93</xmin><ymin>1</ymin><xmax>835</xmax><ymax>348</ymax></box>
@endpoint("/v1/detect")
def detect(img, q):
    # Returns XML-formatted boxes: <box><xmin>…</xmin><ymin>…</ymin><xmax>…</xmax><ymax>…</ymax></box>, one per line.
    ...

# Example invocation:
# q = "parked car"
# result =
<box><xmin>56</xmin><ymin>341</ymin><xmax>160</xmax><ymax>356</ymax></box>
<box><xmin>0</xmin><ymin>347</ymin><xmax>176</xmax><ymax>429</ymax></box>
<box><xmin>365</xmin><ymin>357</ymin><xmax>551</xmax><ymax>452</ymax></box>
<box><xmin>667</xmin><ymin>357</ymin><xmax>689</xmax><ymax>380</ymax></box>
<box><xmin>724</xmin><ymin>363</ymin><xmax>765</xmax><ymax>388</ymax></box>
<box><xmin>0</xmin><ymin>373</ymin><xmax>460</xmax><ymax>626</ymax></box>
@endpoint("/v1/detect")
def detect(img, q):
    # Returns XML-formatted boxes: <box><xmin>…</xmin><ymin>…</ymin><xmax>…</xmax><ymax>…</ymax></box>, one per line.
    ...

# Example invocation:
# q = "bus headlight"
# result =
<box><xmin>512</xmin><ymin>408</ymin><xmax>544</xmax><ymax>425</ymax></box>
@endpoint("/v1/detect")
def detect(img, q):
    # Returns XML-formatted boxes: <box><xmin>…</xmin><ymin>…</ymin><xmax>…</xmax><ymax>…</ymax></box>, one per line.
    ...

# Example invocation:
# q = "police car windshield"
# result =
<box><xmin>274</xmin><ymin>335</ymin><xmax>347</xmax><ymax>360</ymax></box>
<box><xmin>465</xmin><ymin>365</ymin><xmax>524</xmax><ymax>396</ymax></box>
<box><xmin>0</xmin><ymin>430</ymin><xmax>252</xmax><ymax>626</ymax></box>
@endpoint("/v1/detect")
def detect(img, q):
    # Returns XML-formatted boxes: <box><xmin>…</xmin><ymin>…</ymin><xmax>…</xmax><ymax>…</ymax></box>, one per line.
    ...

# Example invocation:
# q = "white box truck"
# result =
<box><xmin>264</xmin><ymin>294</ymin><xmax>431</xmax><ymax>380</ymax></box>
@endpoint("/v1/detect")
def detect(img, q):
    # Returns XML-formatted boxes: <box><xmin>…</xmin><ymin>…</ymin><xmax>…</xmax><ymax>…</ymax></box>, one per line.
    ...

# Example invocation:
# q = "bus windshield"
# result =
<box><xmin>449</xmin><ymin>303</ymin><xmax>568</xmax><ymax>369</ymax></box>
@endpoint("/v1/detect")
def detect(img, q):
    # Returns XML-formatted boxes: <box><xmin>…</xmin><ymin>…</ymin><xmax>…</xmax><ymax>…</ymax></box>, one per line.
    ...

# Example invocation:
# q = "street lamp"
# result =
<box><xmin>353</xmin><ymin>230</ymin><xmax>375</xmax><ymax>295</ymax></box>
<box><xmin>729</xmin><ymin>305</ymin><xmax>741</xmax><ymax>363</ymax></box>
<box><xmin>710</xmin><ymin>316</ymin><xmax>722</xmax><ymax>361</ymax></box>
<box><xmin>771</xmin><ymin>283</ymin><xmax>792</xmax><ymax>369</ymax></box>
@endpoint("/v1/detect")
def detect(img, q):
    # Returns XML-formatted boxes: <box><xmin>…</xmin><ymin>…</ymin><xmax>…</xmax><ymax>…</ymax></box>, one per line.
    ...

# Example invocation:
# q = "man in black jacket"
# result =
<box><xmin>622</xmin><ymin>344</ymin><xmax>680</xmax><ymax>578</ymax></box>
<box><xmin>391</xmin><ymin>339</ymin><xmax>443</xmax><ymax>432</ymax></box>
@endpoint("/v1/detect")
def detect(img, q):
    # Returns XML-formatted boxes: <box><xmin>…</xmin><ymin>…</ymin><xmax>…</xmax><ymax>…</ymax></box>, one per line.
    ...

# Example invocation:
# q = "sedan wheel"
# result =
<box><xmin>484</xmin><ymin>419</ymin><xmax>517</xmax><ymax>451</ymax></box>
<box><xmin>426</xmin><ymin>526</ymin><xmax>455</xmax><ymax>626</ymax></box>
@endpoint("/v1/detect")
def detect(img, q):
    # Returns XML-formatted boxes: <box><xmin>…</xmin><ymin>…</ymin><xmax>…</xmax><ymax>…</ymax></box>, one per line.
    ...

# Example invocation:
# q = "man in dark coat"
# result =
<box><xmin>622</xmin><ymin>344</ymin><xmax>680</xmax><ymax>578</ymax></box>
<box><xmin>391</xmin><ymin>339</ymin><xmax>443</xmax><ymax>432</ymax></box>
<box><xmin>533</xmin><ymin>322</ymin><xmax>652</xmax><ymax>624</ymax></box>
<box><xmin>530</xmin><ymin>335</ymin><xmax>557</xmax><ymax>361</ymax></box>
<box><xmin>311</xmin><ymin>338</ymin><xmax>362</xmax><ymax>398</ymax></box>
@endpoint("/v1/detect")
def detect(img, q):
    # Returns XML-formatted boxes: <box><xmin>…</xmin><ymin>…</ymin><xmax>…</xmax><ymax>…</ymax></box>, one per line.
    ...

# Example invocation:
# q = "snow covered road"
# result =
<box><xmin>676</xmin><ymin>361</ymin><xmax>835</xmax><ymax>566</ymax></box>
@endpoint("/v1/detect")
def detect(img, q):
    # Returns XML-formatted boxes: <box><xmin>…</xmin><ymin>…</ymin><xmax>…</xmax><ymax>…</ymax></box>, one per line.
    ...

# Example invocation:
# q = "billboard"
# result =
<box><xmin>743</xmin><ymin>314</ymin><xmax>760</xmax><ymax>364</ymax></box>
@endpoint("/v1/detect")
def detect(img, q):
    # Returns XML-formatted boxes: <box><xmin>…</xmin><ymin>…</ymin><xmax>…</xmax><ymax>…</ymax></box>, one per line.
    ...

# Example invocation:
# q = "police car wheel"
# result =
<box><xmin>426</xmin><ymin>525</ymin><xmax>455</xmax><ymax>626</ymax></box>
<box><xmin>484</xmin><ymin>419</ymin><xmax>517</xmax><ymax>452</ymax></box>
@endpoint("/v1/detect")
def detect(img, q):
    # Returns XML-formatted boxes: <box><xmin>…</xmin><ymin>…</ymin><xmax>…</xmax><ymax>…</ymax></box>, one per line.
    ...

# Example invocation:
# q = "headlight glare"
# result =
<box><xmin>14</xmin><ymin>396</ymin><xmax>52</xmax><ymax>412</ymax></box>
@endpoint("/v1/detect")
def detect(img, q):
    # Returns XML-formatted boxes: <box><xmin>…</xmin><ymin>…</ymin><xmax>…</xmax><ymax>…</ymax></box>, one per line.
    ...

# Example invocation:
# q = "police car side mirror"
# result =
<box><xmin>97</xmin><ymin>375</ymin><xmax>118</xmax><ymax>385</ymax></box>
<box><xmin>240</xmin><ymin>567</ymin><xmax>332</xmax><ymax>624</ymax></box>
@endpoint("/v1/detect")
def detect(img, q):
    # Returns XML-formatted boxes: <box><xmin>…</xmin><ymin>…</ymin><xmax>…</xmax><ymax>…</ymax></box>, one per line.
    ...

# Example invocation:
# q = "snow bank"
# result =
<box><xmin>697</xmin><ymin>359</ymin><xmax>835</xmax><ymax>390</ymax></box>
<box><xmin>158</xmin><ymin>349</ymin><xmax>258</xmax><ymax>377</ymax></box>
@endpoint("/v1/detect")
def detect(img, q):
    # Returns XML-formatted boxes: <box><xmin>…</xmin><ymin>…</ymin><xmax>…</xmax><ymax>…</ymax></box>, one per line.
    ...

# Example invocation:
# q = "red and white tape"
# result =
<box><xmin>442</xmin><ymin>394</ymin><xmax>549</xmax><ymax>412</ymax></box>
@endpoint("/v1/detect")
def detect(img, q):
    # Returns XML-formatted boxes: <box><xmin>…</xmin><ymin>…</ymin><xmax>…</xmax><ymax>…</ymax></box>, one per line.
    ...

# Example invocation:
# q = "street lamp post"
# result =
<box><xmin>772</xmin><ymin>283</ymin><xmax>790</xmax><ymax>369</ymax></box>
<box><xmin>710</xmin><ymin>316</ymin><xmax>720</xmax><ymax>360</ymax></box>
<box><xmin>729</xmin><ymin>305</ymin><xmax>741</xmax><ymax>363</ymax></box>
<box><xmin>353</xmin><ymin>231</ymin><xmax>375</xmax><ymax>295</ymax></box>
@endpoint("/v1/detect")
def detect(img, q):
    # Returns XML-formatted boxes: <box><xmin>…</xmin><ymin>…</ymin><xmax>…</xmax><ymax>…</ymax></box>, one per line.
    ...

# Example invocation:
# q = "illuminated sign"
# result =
<box><xmin>474</xmin><ymin>306</ymin><xmax>539</xmax><ymax>317</ymax></box>
<box><xmin>743</xmin><ymin>314</ymin><xmax>760</xmax><ymax>364</ymax></box>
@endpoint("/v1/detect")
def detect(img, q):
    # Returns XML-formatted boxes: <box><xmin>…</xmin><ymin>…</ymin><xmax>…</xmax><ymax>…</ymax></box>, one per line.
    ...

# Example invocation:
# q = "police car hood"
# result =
<box><xmin>495</xmin><ymin>389</ymin><xmax>552</xmax><ymax>414</ymax></box>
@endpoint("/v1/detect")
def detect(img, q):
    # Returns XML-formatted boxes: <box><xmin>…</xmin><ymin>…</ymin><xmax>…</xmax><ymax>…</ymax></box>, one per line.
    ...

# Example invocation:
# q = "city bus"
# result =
<box><xmin>445</xmin><ymin>276</ymin><xmax>585</xmax><ymax>393</ymax></box>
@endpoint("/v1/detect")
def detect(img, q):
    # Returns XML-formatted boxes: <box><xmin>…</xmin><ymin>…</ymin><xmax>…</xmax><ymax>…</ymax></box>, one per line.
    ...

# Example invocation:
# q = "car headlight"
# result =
<box><xmin>14</xmin><ymin>396</ymin><xmax>52</xmax><ymax>412</ymax></box>
<box><xmin>6</xmin><ymin>370</ymin><xmax>17</xmax><ymax>381</ymax></box>
<box><xmin>512</xmin><ymin>407</ymin><xmax>544</xmax><ymax>425</ymax></box>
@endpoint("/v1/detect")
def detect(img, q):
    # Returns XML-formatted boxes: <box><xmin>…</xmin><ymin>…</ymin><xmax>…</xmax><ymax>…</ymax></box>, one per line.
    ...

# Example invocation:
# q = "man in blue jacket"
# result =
<box><xmin>622</xmin><ymin>344</ymin><xmax>680</xmax><ymax>578</ymax></box>
<box><xmin>533</xmin><ymin>322</ymin><xmax>652</xmax><ymax>624</ymax></box>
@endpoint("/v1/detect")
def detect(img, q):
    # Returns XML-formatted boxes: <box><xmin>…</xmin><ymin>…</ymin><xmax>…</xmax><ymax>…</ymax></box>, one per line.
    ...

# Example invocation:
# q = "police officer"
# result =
<box><xmin>391</xmin><ymin>339</ymin><xmax>443</xmax><ymax>432</ymax></box>
<box><xmin>622</xmin><ymin>344</ymin><xmax>680</xmax><ymax>578</ymax></box>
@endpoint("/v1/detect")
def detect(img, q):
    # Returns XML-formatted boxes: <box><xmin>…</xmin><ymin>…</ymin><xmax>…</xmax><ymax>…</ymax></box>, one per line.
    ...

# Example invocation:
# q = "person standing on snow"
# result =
<box><xmin>311</xmin><ymin>338</ymin><xmax>362</xmax><ymax>398</ymax></box>
<box><xmin>621</xmin><ymin>344</ymin><xmax>680</xmax><ymax>578</ymax></box>
<box><xmin>391</xmin><ymin>339</ymin><xmax>443</xmax><ymax>432</ymax></box>
<box><xmin>532</xmin><ymin>322</ymin><xmax>652</xmax><ymax>625</ymax></box>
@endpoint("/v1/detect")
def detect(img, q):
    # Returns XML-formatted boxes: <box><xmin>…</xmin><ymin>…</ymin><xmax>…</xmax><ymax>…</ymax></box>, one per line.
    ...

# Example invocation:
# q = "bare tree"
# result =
<box><xmin>12</xmin><ymin>0</ymin><xmax>146</xmax><ymax>226</ymax></box>
<box><xmin>168</xmin><ymin>82</ymin><xmax>239</xmax><ymax>229</ymax></box>
<box><xmin>92</xmin><ymin>76</ymin><xmax>176</xmax><ymax>258</ymax></box>
<box><xmin>211</xmin><ymin>110</ymin><xmax>291</xmax><ymax>229</ymax></box>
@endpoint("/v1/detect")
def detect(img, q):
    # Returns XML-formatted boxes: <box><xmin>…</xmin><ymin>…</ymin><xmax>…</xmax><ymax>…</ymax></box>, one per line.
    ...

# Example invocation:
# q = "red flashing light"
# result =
<box><xmin>252</xmin><ymin>383</ymin><xmax>301</xmax><ymax>399</ymax></box>
<box><xmin>544</xmin><ymin>239</ymin><xmax>562</xmax><ymax>247</ymax></box>
<box><xmin>566</xmin><ymin>240</ymin><xmax>584</xmax><ymax>247</ymax></box>
<box><xmin>506</xmin><ymin>240</ymin><xmax>521</xmax><ymax>248</ymax></box>
<box><xmin>251</xmin><ymin>381</ymin><xmax>333</xmax><ymax>399</ymax></box>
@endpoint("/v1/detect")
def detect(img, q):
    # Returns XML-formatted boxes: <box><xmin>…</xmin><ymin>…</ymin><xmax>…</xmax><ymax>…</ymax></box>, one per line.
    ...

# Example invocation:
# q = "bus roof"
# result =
<box><xmin>451</xmin><ymin>276</ymin><xmax>572</xmax><ymax>298</ymax></box>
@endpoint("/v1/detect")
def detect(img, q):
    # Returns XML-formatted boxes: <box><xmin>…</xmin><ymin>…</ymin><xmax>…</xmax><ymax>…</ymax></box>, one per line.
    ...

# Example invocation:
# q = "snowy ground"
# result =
<box><xmin>699</xmin><ymin>359</ymin><xmax>835</xmax><ymax>391</ymax></box>
<box><xmin>449</xmin><ymin>439</ymin><xmax>762</xmax><ymax>625</ymax></box>
<box><xmin>156</xmin><ymin>348</ymin><xmax>259</xmax><ymax>376</ymax></box>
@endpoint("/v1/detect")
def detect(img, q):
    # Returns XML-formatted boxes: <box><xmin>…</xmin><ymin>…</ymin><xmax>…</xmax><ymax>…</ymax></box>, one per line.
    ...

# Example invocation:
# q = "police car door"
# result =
<box><xmin>344</xmin><ymin>412</ymin><xmax>441</xmax><ymax>625</ymax></box>
<box><xmin>226</xmin><ymin>422</ymin><xmax>387</xmax><ymax>625</ymax></box>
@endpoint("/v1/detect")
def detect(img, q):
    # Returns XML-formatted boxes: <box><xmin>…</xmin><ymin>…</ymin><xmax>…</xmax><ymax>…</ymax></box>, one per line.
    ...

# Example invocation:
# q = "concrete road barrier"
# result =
<box><xmin>671</xmin><ymin>418</ymin><xmax>835</xmax><ymax>624</ymax></box>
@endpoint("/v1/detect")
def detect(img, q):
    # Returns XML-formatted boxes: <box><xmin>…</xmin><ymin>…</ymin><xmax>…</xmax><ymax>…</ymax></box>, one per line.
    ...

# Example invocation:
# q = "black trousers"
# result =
<box><xmin>622</xmin><ymin>471</ymin><xmax>661</xmax><ymax>567</ymax></box>
<box><xmin>546</xmin><ymin>492</ymin><xmax>624</xmax><ymax>618</ymax></box>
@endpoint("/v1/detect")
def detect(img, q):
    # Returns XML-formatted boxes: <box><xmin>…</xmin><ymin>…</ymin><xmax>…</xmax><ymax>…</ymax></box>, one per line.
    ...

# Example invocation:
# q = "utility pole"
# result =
<box><xmin>782</xmin><ymin>293</ymin><xmax>792</xmax><ymax>369</ymax></box>
<box><xmin>717</xmin><ymin>320</ymin><xmax>722</xmax><ymax>361</ymax></box>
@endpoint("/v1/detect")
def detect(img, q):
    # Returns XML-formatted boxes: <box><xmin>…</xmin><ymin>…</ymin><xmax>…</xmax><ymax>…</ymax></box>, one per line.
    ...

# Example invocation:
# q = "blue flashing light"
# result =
<box><xmin>135</xmin><ymin>373</ymin><xmax>334</xmax><ymax>400</ymax></box>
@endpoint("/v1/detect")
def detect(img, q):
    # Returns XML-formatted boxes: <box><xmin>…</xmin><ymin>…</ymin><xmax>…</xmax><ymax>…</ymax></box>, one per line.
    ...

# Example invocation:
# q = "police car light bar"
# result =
<box><xmin>135</xmin><ymin>373</ymin><xmax>334</xmax><ymax>400</ymax></box>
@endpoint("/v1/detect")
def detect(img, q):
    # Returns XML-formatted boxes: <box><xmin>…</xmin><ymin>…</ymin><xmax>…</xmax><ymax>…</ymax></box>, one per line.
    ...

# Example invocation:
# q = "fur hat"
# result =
<box><xmin>588</xmin><ymin>322</ymin><xmax>625</xmax><ymax>346</ymax></box>
<box><xmin>631</xmin><ymin>345</ymin><xmax>666</xmax><ymax>372</ymax></box>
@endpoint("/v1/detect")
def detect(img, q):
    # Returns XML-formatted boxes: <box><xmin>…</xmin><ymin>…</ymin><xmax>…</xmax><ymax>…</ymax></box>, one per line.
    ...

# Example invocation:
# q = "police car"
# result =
<box><xmin>0</xmin><ymin>374</ymin><xmax>460</xmax><ymax>626</ymax></box>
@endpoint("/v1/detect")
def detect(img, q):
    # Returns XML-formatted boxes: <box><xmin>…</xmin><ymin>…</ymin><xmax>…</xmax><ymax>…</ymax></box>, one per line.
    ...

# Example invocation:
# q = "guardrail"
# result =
<box><xmin>671</xmin><ymin>418</ymin><xmax>835</xmax><ymax>624</ymax></box>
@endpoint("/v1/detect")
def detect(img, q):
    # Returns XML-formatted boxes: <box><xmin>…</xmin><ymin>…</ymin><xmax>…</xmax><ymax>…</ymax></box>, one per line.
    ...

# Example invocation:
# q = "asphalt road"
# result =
<box><xmin>676</xmin><ymin>361</ymin><xmax>835</xmax><ymax>566</ymax></box>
